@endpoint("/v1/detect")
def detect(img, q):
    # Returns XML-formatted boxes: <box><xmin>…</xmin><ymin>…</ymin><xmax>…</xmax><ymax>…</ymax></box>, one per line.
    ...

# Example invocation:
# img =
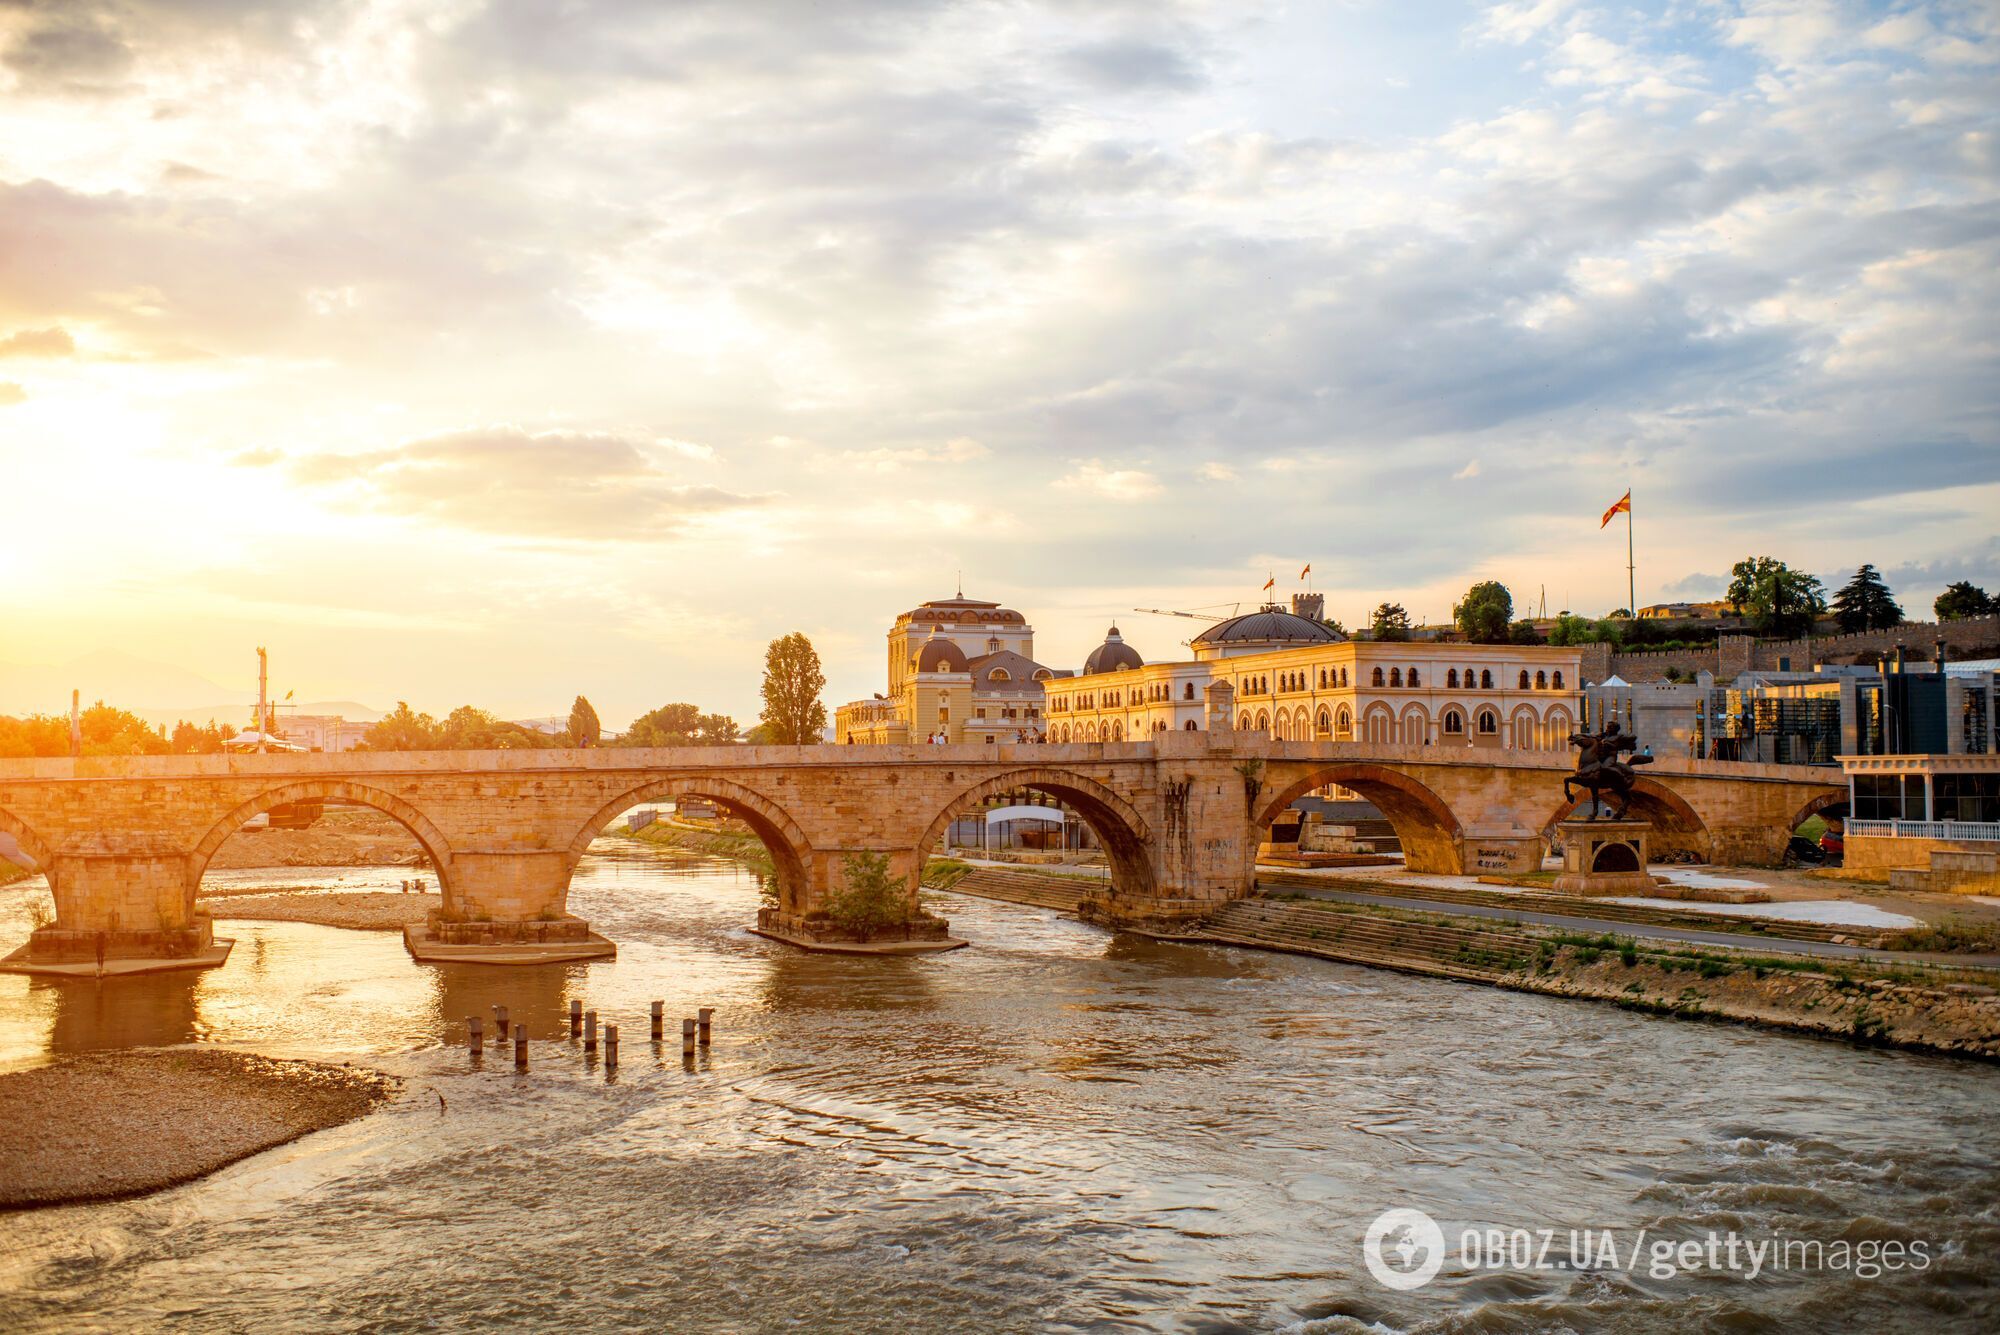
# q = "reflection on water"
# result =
<box><xmin>0</xmin><ymin>840</ymin><xmax>1996</xmax><ymax>1333</ymax></box>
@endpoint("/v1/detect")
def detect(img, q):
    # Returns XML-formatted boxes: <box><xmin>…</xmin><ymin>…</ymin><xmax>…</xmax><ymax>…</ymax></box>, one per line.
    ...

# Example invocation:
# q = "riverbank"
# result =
<box><xmin>615</xmin><ymin>818</ymin><xmax>774</xmax><ymax>877</ymax></box>
<box><xmin>209</xmin><ymin>891</ymin><xmax>439</xmax><ymax>932</ymax></box>
<box><xmin>205</xmin><ymin>807</ymin><xmax>431</xmax><ymax>871</ymax></box>
<box><xmin>942</xmin><ymin>867</ymin><xmax>2000</xmax><ymax>1061</ymax></box>
<box><xmin>0</xmin><ymin>1049</ymin><xmax>397</xmax><ymax>1209</ymax></box>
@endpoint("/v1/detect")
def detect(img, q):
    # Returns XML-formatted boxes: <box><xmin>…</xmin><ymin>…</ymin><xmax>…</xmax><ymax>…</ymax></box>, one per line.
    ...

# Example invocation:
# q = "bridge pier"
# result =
<box><xmin>4</xmin><ymin>846</ymin><xmax>229</xmax><ymax>974</ymax></box>
<box><xmin>404</xmin><ymin>849</ymin><xmax>615</xmax><ymax>962</ymax></box>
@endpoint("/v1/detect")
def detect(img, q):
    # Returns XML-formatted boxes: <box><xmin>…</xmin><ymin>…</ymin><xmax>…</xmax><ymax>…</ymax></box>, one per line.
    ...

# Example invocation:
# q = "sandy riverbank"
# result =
<box><xmin>0</xmin><ymin>1049</ymin><xmax>398</xmax><ymax>1209</ymax></box>
<box><xmin>205</xmin><ymin>807</ymin><xmax>432</xmax><ymax>871</ymax></box>
<box><xmin>209</xmin><ymin>891</ymin><xmax>440</xmax><ymax>931</ymax></box>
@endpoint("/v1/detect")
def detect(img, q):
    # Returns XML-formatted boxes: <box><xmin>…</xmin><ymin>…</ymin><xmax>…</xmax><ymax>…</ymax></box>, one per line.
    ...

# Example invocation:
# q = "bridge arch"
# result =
<box><xmin>188</xmin><ymin>780</ymin><xmax>461</xmax><ymax>907</ymax></box>
<box><xmin>1787</xmin><ymin>788</ymin><xmax>1848</xmax><ymax>831</ymax></box>
<box><xmin>914</xmin><ymin>767</ymin><xmax>1155</xmax><ymax>903</ymax></box>
<box><xmin>0</xmin><ymin>804</ymin><xmax>55</xmax><ymax>875</ymax></box>
<box><xmin>566</xmin><ymin>776</ymin><xmax>816</xmax><ymax>914</ymax></box>
<box><xmin>1255</xmin><ymin>762</ymin><xmax>1464</xmax><ymax>874</ymax></box>
<box><xmin>1543</xmin><ymin>778</ymin><xmax>1712</xmax><ymax>862</ymax></box>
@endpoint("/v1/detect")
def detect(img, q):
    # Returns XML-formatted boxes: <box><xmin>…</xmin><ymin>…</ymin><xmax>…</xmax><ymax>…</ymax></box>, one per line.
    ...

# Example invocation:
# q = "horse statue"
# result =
<box><xmin>1563</xmin><ymin>721</ymin><xmax>1654</xmax><ymax>820</ymax></box>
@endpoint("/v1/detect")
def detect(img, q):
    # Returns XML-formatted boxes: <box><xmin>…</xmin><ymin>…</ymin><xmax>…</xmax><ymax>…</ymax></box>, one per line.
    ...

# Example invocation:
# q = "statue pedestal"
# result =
<box><xmin>1551</xmin><ymin>818</ymin><xmax>1658</xmax><ymax>896</ymax></box>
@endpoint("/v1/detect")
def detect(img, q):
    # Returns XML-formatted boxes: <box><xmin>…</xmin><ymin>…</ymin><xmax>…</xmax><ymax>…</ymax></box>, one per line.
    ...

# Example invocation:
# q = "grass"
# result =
<box><xmin>1885</xmin><ymin>917</ymin><xmax>2000</xmax><ymax>955</ymax></box>
<box><xmin>922</xmin><ymin>858</ymin><xmax>973</xmax><ymax>891</ymax></box>
<box><xmin>0</xmin><ymin>863</ymin><xmax>32</xmax><ymax>891</ymax></box>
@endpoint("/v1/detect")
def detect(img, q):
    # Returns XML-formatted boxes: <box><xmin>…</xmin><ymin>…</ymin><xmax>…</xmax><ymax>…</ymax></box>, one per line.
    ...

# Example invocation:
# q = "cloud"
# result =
<box><xmin>0</xmin><ymin>382</ymin><xmax>24</xmax><ymax>406</ymax></box>
<box><xmin>1198</xmin><ymin>462</ymin><xmax>1238</xmax><ymax>482</ymax></box>
<box><xmin>1059</xmin><ymin>38</ymin><xmax>1203</xmax><ymax>92</ymax></box>
<box><xmin>1453</xmin><ymin>459</ymin><xmax>1482</xmax><ymax>480</ymax></box>
<box><xmin>0</xmin><ymin>326</ymin><xmax>76</xmax><ymax>358</ymax></box>
<box><xmin>231</xmin><ymin>448</ymin><xmax>282</xmax><ymax>467</ymax></box>
<box><xmin>291</xmin><ymin>427</ymin><xmax>758</xmax><ymax>541</ymax></box>
<box><xmin>1062</xmin><ymin>460</ymin><xmax>1163</xmax><ymax>501</ymax></box>
<box><xmin>820</xmin><ymin>436</ymin><xmax>989</xmax><ymax>472</ymax></box>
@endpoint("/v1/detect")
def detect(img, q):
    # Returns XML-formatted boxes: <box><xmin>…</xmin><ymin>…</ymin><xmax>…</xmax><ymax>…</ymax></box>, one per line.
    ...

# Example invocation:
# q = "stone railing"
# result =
<box><xmin>1848</xmin><ymin>819</ymin><xmax>2000</xmax><ymax>842</ymax></box>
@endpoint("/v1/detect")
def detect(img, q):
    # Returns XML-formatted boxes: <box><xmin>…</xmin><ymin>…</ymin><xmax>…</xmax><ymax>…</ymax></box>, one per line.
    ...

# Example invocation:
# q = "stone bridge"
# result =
<box><xmin>0</xmin><ymin>733</ymin><xmax>1841</xmax><ymax>966</ymax></box>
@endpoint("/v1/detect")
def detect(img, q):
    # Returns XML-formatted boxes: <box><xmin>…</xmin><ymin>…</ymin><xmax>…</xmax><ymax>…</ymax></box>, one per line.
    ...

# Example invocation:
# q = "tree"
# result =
<box><xmin>824</xmin><ymin>851</ymin><xmax>910</xmax><ymax>931</ymax></box>
<box><xmin>1725</xmin><ymin>556</ymin><xmax>1826</xmax><ymax>638</ymax></box>
<box><xmin>1546</xmin><ymin>614</ymin><xmax>1622</xmax><ymax>647</ymax></box>
<box><xmin>568</xmin><ymin>695</ymin><xmax>601</xmax><ymax>747</ymax></box>
<box><xmin>1831</xmin><ymin>564</ymin><xmax>1903</xmax><ymax>633</ymax></box>
<box><xmin>1453</xmin><ymin>581</ymin><xmax>1513</xmax><ymax>644</ymax></box>
<box><xmin>1508</xmin><ymin>620</ymin><xmax>1543</xmax><ymax>645</ymax></box>
<box><xmin>1369</xmin><ymin>602</ymin><xmax>1412</xmax><ymax>642</ymax></box>
<box><xmin>760</xmin><ymin>632</ymin><xmax>827</xmax><ymax>745</ymax></box>
<box><xmin>622</xmin><ymin>703</ymin><xmax>740</xmax><ymax>747</ymax></box>
<box><xmin>1936</xmin><ymin>581</ymin><xmax>1994</xmax><ymax>622</ymax></box>
<box><xmin>358</xmin><ymin>701</ymin><xmax>444</xmax><ymax>751</ymax></box>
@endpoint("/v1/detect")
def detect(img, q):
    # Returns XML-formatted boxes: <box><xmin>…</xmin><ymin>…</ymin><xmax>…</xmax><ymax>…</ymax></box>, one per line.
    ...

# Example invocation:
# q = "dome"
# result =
<box><xmin>1191</xmin><ymin>605</ymin><xmax>1340</xmax><ymax>651</ymax></box>
<box><xmin>915</xmin><ymin>631</ymin><xmax>968</xmax><ymax>674</ymax></box>
<box><xmin>1083</xmin><ymin>625</ymin><xmax>1144</xmax><ymax>675</ymax></box>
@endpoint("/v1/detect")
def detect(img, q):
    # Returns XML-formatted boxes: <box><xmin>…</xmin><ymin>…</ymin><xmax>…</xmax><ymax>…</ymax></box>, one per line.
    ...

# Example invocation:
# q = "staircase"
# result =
<box><xmin>934</xmin><ymin>866</ymin><xmax>1095</xmax><ymax>913</ymax></box>
<box><xmin>1192</xmin><ymin>899</ymin><xmax>1534</xmax><ymax>982</ymax></box>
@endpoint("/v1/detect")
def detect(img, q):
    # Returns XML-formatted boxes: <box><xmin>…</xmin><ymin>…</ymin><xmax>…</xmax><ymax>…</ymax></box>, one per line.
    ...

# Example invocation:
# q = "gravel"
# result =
<box><xmin>209</xmin><ymin>891</ymin><xmax>439</xmax><ymax>931</ymax></box>
<box><xmin>0</xmin><ymin>1049</ymin><xmax>398</xmax><ymax>1209</ymax></box>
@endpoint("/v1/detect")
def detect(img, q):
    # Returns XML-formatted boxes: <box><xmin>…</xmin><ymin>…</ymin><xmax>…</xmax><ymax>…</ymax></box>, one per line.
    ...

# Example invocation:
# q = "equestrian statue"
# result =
<box><xmin>1563</xmin><ymin>721</ymin><xmax>1654</xmax><ymax>820</ymax></box>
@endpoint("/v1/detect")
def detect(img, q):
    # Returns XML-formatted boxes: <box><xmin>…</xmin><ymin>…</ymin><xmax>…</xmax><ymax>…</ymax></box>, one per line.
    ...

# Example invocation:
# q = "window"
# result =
<box><xmin>1033</xmin><ymin>669</ymin><xmax>1051</xmax><ymax>681</ymax></box>
<box><xmin>974</xmin><ymin>708</ymin><xmax>986</xmax><ymax>719</ymax></box>
<box><xmin>1519</xmin><ymin>670</ymin><xmax>1530</xmax><ymax>690</ymax></box>
<box><xmin>1552</xmin><ymin>671</ymin><xmax>1564</xmax><ymax>689</ymax></box>
<box><xmin>987</xmin><ymin>637</ymin><xmax>1000</xmax><ymax>652</ymax></box>
<box><xmin>1390</xmin><ymin>668</ymin><xmax>1403</xmax><ymax>687</ymax></box>
<box><xmin>989</xmin><ymin>668</ymin><xmax>1010</xmax><ymax>681</ymax></box>
<box><xmin>1478</xmin><ymin>709</ymin><xmax>1498</xmax><ymax>735</ymax></box>
<box><xmin>1317</xmin><ymin>707</ymin><xmax>1331</xmax><ymax>735</ymax></box>
<box><xmin>1185</xmin><ymin>682</ymin><xmax>1196</xmax><ymax>700</ymax></box>
<box><xmin>1447</xmin><ymin>669</ymin><xmax>1459</xmax><ymax>688</ymax></box>
<box><xmin>1443</xmin><ymin>709</ymin><xmax>1464</xmax><ymax>734</ymax></box>
<box><xmin>1372</xmin><ymin>667</ymin><xmax>1385</xmax><ymax>686</ymax></box>
<box><xmin>1336</xmin><ymin>706</ymin><xmax>1352</xmax><ymax>735</ymax></box>
<box><xmin>1185</xmin><ymin>720</ymin><xmax>1199</xmax><ymax>730</ymax></box>
<box><xmin>1536</xmin><ymin>670</ymin><xmax>1548</xmax><ymax>689</ymax></box>
<box><xmin>1408</xmin><ymin>668</ymin><xmax>1420</xmax><ymax>688</ymax></box>
<box><xmin>1481</xmin><ymin>670</ymin><xmax>1493</xmax><ymax>689</ymax></box>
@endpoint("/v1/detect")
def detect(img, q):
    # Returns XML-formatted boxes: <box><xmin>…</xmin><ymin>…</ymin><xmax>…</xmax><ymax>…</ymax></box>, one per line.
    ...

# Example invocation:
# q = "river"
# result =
<box><xmin>0</xmin><ymin>836</ymin><xmax>1995</xmax><ymax>1332</ymax></box>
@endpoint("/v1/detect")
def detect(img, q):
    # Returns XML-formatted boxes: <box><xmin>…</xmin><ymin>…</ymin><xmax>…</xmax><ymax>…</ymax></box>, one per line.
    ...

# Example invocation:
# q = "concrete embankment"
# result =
<box><xmin>949</xmin><ymin>865</ymin><xmax>2000</xmax><ymax>1062</ymax></box>
<box><xmin>0</xmin><ymin>1050</ymin><xmax>398</xmax><ymax>1209</ymax></box>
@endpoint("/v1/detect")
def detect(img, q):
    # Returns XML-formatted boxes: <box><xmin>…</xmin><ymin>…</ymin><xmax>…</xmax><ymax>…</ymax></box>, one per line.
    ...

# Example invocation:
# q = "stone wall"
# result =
<box><xmin>1751</xmin><ymin>616</ymin><xmax>2000</xmax><ymax>670</ymax></box>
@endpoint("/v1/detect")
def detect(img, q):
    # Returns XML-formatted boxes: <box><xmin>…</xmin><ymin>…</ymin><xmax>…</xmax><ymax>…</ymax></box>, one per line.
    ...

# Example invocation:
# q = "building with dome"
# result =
<box><xmin>835</xmin><ymin>594</ymin><xmax>1068</xmax><ymax>744</ymax></box>
<box><xmin>1044</xmin><ymin>595</ymin><xmax>1587</xmax><ymax>749</ymax></box>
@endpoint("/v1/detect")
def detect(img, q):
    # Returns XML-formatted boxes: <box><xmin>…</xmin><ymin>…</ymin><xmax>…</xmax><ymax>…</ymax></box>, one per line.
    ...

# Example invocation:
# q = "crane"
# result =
<box><xmin>1130</xmin><ymin>604</ymin><xmax>1237</xmax><ymax>621</ymax></box>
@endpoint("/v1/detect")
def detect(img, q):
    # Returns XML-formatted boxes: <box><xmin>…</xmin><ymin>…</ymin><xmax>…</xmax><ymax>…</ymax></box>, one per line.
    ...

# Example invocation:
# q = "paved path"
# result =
<box><xmin>1266</xmin><ymin>882</ymin><xmax>2000</xmax><ymax>972</ymax></box>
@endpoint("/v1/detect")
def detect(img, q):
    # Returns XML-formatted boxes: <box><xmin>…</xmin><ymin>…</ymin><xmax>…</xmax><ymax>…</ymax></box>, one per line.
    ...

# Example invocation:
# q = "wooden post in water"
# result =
<box><xmin>697</xmin><ymin>1007</ymin><xmax>714</xmax><ymax>1046</ymax></box>
<box><xmin>585</xmin><ymin>1010</ymin><xmax>598</xmax><ymax>1052</ymax></box>
<box><xmin>493</xmin><ymin>1005</ymin><xmax>509</xmax><ymax>1045</ymax></box>
<box><xmin>650</xmin><ymin>1001</ymin><xmax>664</xmax><ymax>1041</ymax></box>
<box><xmin>467</xmin><ymin>1016</ymin><xmax>482</xmax><ymax>1054</ymax></box>
<box><xmin>604</xmin><ymin>1024</ymin><xmax>619</xmax><ymax>1070</ymax></box>
<box><xmin>570</xmin><ymin>999</ymin><xmax>583</xmax><ymax>1037</ymax></box>
<box><xmin>680</xmin><ymin>1018</ymin><xmax>696</xmax><ymax>1061</ymax></box>
<box><xmin>513</xmin><ymin>1024</ymin><xmax>528</xmax><ymax>1070</ymax></box>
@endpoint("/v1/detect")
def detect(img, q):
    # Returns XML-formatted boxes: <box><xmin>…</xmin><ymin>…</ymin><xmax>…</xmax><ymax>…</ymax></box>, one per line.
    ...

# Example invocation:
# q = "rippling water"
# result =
<box><xmin>1</xmin><ymin>838</ymin><xmax>1996</xmax><ymax>1333</ymax></box>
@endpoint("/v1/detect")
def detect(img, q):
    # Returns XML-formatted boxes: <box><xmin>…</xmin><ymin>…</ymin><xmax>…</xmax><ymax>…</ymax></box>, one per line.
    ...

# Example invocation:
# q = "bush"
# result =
<box><xmin>825</xmin><ymin>852</ymin><xmax>911</xmax><ymax>931</ymax></box>
<box><xmin>25</xmin><ymin>892</ymin><xmax>54</xmax><ymax>930</ymax></box>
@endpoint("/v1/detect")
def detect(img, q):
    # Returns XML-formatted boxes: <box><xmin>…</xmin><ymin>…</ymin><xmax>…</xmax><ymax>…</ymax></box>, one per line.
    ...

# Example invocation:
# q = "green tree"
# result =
<box><xmin>760</xmin><ymin>632</ymin><xmax>827</xmax><ymax>745</ymax></box>
<box><xmin>622</xmin><ymin>703</ymin><xmax>739</xmax><ymax>747</ymax></box>
<box><xmin>1453</xmin><ymin>581</ymin><xmax>1513</xmax><ymax>644</ymax></box>
<box><xmin>1935</xmin><ymin>581</ymin><xmax>1994</xmax><ymax>621</ymax></box>
<box><xmin>1546</xmin><ymin>614</ymin><xmax>1622</xmax><ymax>647</ymax></box>
<box><xmin>1725</xmin><ymin>556</ymin><xmax>1826</xmax><ymax>638</ymax></box>
<box><xmin>1831</xmin><ymin>564</ymin><xmax>1903</xmax><ymax>633</ymax></box>
<box><xmin>1369</xmin><ymin>602</ymin><xmax>1412</xmax><ymax>642</ymax></box>
<box><xmin>568</xmin><ymin>695</ymin><xmax>601</xmax><ymax>747</ymax></box>
<box><xmin>358</xmin><ymin>701</ymin><xmax>444</xmax><ymax>751</ymax></box>
<box><xmin>824</xmin><ymin>851</ymin><xmax>910</xmax><ymax>931</ymax></box>
<box><xmin>1508</xmin><ymin>620</ymin><xmax>1543</xmax><ymax>645</ymax></box>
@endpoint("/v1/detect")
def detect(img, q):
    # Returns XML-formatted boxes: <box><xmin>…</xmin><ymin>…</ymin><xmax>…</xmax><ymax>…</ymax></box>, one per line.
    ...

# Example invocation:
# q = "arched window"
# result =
<box><xmin>1408</xmin><ymin>667</ymin><xmax>1420</xmax><ymax>688</ymax></box>
<box><xmin>1443</xmin><ymin>709</ymin><xmax>1464</xmax><ymax>734</ymax></box>
<box><xmin>1446</xmin><ymin>669</ymin><xmax>1459</xmax><ymax>688</ymax></box>
<box><xmin>1184</xmin><ymin>682</ymin><xmax>1195</xmax><ymax>700</ymax></box>
<box><xmin>1552</xmin><ymin>671</ymin><xmax>1564</xmax><ymax>689</ymax></box>
<box><xmin>1536</xmin><ymin>670</ymin><xmax>1547</xmax><ymax>689</ymax></box>
<box><xmin>1341</xmin><ymin>668</ymin><xmax>1350</xmax><ymax>686</ymax></box>
<box><xmin>987</xmin><ymin>637</ymin><xmax>1000</xmax><ymax>652</ymax></box>
<box><xmin>1478</xmin><ymin>709</ymin><xmax>1498</xmax><ymax>735</ymax></box>
<box><xmin>1519</xmin><ymin>670</ymin><xmax>1530</xmax><ymax>690</ymax></box>
<box><xmin>1256</xmin><ymin>711</ymin><xmax>1270</xmax><ymax>732</ymax></box>
<box><xmin>1480</xmin><ymin>669</ymin><xmax>1493</xmax><ymax>689</ymax></box>
<box><xmin>1033</xmin><ymin>668</ymin><xmax>1051</xmax><ymax>681</ymax></box>
<box><xmin>1390</xmin><ymin>668</ymin><xmax>1403</xmax><ymax>687</ymax></box>
<box><xmin>1372</xmin><ymin>667</ymin><xmax>1385</xmax><ymax>687</ymax></box>
<box><xmin>1237</xmin><ymin>714</ymin><xmax>1251</xmax><ymax>730</ymax></box>
<box><xmin>1184</xmin><ymin>719</ymin><xmax>1198</xmax><ymax>730</ymax></box>
<box><xmin>989</xmin><ymin>668</ymin><xmax>1010</xmax><ymax>681</ymax></box>
<box><xmin>1465</xmin><ymin>667</ymin><xmax>1477</xmax><ymax>687</ymax></box>
<box><xmin>1317</xmin><ymin>707</ymin><xmax>1331</xmax><ymax>736</ymax></box>
<box><xmin>1336</xmin><ymin>706</ymin><xmax>1353</xmax><ymax>736</ymax></box>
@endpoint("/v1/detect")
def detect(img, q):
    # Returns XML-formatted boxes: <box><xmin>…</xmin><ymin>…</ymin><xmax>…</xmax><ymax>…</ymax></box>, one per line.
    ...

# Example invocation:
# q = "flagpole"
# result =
<box><xmin>1626</xmin><ymin>487</ymin><xmax>1635</xmax><ymax>617</ymax></box>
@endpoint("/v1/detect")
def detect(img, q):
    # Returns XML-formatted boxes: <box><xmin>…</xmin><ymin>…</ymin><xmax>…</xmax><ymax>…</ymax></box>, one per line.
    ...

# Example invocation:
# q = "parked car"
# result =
<box><xmin>1819</xmin><ymin>827</ymin><xmax>1844</xmax><ymax>865</ymax></box>
<box><xmin>1784</xmin><ymin>835</ymin><xmax>1826</xmax><ymax>868</ymax></box>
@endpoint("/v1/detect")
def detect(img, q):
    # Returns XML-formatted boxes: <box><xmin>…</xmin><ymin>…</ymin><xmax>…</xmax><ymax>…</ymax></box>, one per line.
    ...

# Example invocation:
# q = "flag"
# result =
<box><xmin>1262</xmin><ymin>575</ymin><xmax>1275</xmax><ymax>591</ymax></box>
<box><xmin>1600</xmin><ymin>490</ymin><xmax>1631</xmax><ymax>528</ymax></box>
<box><xmin>284</xmin><ymin>689</ymin><xmax>294</xmax><ymax>700</ymax></box>
<box><xmin>1299</xmin><ymin>564</ymin><xmax>1311</xmax><ymax>580</ymax></box>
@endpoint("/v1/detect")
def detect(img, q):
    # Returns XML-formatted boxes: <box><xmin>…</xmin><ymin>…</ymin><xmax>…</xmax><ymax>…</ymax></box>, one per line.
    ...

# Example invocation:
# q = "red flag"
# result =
<box><xmin>1600</xmin><ymin>490</ymin><xmax>1631</xmax><ymax>528</ymax></box>
<box><xmin>1262</xmin><ymin>575</ymin><xmax>1275</xmax><ymax>591</ymax></box>
<box><xmin>1299</xmin><ymin>564</ymin><xmax>1311</xmax><ymax>580</ymax></box>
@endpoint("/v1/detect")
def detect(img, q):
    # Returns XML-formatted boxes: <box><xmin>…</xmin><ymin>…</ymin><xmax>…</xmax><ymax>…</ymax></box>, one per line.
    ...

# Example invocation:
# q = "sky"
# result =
<box><xmin>0</xmin><ymin>0</ymin><xmax>1995</xmax><ymax>728</ymax></box>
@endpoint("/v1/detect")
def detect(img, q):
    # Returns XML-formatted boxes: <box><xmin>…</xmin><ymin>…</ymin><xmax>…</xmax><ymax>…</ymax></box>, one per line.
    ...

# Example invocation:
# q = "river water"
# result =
<box><xmin>0</xmin><ymin>838</ymin><xmax>1996</xmax><ymax>1333</ymax></box>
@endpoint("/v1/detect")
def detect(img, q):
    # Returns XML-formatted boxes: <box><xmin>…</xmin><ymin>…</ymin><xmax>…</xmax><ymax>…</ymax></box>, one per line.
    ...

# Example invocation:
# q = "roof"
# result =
<box><xmin>1191</xmin><ymin>605</ymin><xmax>1340</xmax><ymax>648</ymax></box>
<box><xmin>964</xmin><ymin>648</ymin><xmax>1053</xmax><ymax>688</ymax></box>
<box><xmin>900</xmin><ymin>594</ymin><xmax>1026</xmax><ymax>626</ymax></box>
<box><xmin>1083</xmin><ymin>625</ymin><xmax>1144</xmax><ymax>675</ymax></box>
<box><xmin>914</xmin><ymin>634</ymin><xmax>971</xmax><ymax>673</ymax></box>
